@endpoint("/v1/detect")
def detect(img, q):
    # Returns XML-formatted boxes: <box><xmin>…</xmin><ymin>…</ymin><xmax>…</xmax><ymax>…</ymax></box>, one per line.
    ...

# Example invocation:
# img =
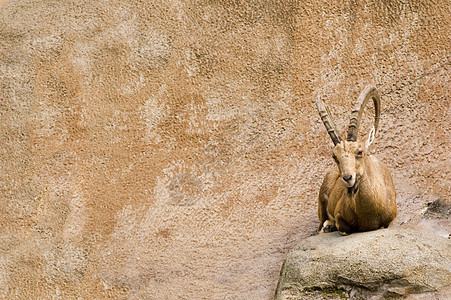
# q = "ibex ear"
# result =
<box><xmin>365</xmin><ymin>126</ymin><xmax>376</xmax><ymax>147</ymax></box>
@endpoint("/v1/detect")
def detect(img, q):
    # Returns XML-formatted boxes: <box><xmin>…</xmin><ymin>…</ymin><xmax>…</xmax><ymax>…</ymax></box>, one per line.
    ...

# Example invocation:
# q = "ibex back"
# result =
<box><xmin>316</xmin><ymin>86</ymin><xmax>397</xmax><ymax>235</ymax></box>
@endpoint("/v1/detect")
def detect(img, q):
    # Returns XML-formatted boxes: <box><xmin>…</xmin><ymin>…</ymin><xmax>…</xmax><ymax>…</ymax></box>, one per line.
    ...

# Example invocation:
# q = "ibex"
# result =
<box><xmin>315</xmin><ymin>86</ymin><xmax>397</xmax><ymax>235</ymax></box>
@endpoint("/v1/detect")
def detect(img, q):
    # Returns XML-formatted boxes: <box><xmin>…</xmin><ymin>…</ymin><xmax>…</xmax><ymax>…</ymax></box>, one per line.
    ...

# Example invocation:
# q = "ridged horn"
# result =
<box><xmin>316</xmin><ymin>98</ymin><xmax>341</xmax><ymax>145</ymax></box>
<box><xmin>347</xmin><ymin>86</ymin><xmax>380</xmax><ymax>142</ymax></box>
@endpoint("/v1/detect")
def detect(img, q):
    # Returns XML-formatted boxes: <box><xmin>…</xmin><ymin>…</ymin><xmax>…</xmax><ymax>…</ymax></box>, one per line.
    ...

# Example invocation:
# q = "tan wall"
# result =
<box><xmin>0</xmin><ymin>0</ymin><xmax>449</xmax><ymax>298</ymax></box>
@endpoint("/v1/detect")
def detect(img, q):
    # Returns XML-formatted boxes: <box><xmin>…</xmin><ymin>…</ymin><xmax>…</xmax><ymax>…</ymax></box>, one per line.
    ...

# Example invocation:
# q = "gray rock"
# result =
<box><xmin>275</xmin><ymin>229</ymin><xmax>451</xmax><ymax>299</ymax></box>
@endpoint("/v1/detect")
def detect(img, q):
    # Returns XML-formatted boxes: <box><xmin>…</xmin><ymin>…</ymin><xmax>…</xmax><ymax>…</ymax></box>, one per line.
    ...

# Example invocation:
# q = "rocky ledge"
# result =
<box><xmin>275</xmin><ymin>228</ymin><xmax>450</xmax><ymax>299</ymax></box>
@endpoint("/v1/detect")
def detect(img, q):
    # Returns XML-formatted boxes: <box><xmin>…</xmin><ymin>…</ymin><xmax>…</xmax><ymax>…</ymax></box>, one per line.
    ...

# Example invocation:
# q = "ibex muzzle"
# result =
<box><xmin>315</xmin><ymin>86</ymin><xmax>397</xmax><ymax>234</ymax></box>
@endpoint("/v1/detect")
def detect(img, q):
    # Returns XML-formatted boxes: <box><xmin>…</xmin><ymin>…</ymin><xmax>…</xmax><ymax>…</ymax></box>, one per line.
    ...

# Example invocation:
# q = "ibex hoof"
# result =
<box><xmin>339</xmin><ymin>231</ymin><xmax>349</xmax><ymax>236</ymax></box>
<box><xmin>320</xmin><ymin>220</ymin><xmax>337</xmax><ymax>233</ymax></box>
<box><xmin>324</xmin><ymin>225</ymin><xmax>337</xmax><ymax>233</ymax></box>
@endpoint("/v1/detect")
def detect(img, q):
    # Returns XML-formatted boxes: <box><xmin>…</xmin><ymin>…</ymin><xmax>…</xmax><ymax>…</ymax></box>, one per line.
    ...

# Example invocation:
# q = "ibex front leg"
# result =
<box><xmin>318</xmin><ymin>194</ymin><xmax>337</xmax><ymax>233</ymax></box>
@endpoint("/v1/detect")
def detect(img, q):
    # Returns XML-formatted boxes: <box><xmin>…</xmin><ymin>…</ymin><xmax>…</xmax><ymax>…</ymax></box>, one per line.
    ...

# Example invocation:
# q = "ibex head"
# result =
<box><xmin>316</xmin><ymin>86</ymin><xmax>381</xmax><ymax>189</ymax></box>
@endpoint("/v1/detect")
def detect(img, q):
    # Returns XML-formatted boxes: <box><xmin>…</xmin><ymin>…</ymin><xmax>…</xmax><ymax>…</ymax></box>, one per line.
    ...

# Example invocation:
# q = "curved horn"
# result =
<box><xmin>347</xmin><ymin>85</ymin><xmax>380</xmax><ymax>142</ymax></box>
<box><xmin>316</xmin><ymin>98</ymin><xmax>341</xmax><ymax>145</ymax></box>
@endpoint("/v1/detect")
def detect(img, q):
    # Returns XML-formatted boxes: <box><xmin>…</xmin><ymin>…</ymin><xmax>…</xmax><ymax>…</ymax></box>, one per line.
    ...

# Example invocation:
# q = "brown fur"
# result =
<box><xmin>318</xmin><ymin>140</ymin><xmax>397</xmax><ymax>234</ymax></box>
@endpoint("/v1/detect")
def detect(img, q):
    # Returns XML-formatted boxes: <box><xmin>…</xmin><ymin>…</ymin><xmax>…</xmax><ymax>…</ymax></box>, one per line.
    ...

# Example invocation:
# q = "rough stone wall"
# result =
<box><xmin>0</xmin><ymin>0</ymin><xmax>448</xmax><ymax>298</ymax></box>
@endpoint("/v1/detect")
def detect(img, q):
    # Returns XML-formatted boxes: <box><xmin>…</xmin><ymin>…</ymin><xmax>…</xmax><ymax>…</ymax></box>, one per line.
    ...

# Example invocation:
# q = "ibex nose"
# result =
<box><xmin>343</xmin><ymin>175</ymin><xmax>353</xmax><ymax>183</ymax></box>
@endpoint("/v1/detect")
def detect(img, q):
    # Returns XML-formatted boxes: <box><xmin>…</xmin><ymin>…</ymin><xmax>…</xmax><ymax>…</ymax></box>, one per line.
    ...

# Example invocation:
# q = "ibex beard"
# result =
<box><xmin>316</xmin><ymin>86</ymin><xmax>397</xmax><ymax>235</ymax></box>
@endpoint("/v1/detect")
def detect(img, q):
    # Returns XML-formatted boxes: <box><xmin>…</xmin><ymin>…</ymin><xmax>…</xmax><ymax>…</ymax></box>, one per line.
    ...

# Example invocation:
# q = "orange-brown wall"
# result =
<box><xmin>0</xmin><ymin>0</ymin><xmax>448</xmax><ymax>298</ymax></box>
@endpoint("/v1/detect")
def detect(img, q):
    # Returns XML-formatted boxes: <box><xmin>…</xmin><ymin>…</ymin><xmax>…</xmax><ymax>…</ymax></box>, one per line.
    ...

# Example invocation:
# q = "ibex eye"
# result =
<box><xmin>356</xmin><ymin>151</ymin><xmax>363</xmax><ymax>158</ymax></box>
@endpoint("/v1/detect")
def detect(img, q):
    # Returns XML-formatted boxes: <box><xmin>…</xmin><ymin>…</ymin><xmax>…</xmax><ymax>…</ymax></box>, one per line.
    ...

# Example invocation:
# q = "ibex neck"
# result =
<box><xmin>350</xmin><ymin>166</ymin><xmax>378</xmax><ymax>211</ymax></box>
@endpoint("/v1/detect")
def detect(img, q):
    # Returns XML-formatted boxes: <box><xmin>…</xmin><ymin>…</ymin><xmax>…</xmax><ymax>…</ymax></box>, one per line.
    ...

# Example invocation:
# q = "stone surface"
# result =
<box><xmin>275</xmin><ymin>229</ymin><xmax>451</xmax><ymax>299</ymax></box>
<box><xmin>0</xmin><ymin>0</ymin><xmax>449</xmax><ymax>298</ymax></box>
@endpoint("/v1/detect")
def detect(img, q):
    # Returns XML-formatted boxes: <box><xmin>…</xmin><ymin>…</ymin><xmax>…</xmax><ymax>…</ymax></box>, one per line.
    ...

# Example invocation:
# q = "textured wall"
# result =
<box><xmin>0</xmin><ymin>0</ymin><xmax>449</xmax><ymax>298</ymax></box>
